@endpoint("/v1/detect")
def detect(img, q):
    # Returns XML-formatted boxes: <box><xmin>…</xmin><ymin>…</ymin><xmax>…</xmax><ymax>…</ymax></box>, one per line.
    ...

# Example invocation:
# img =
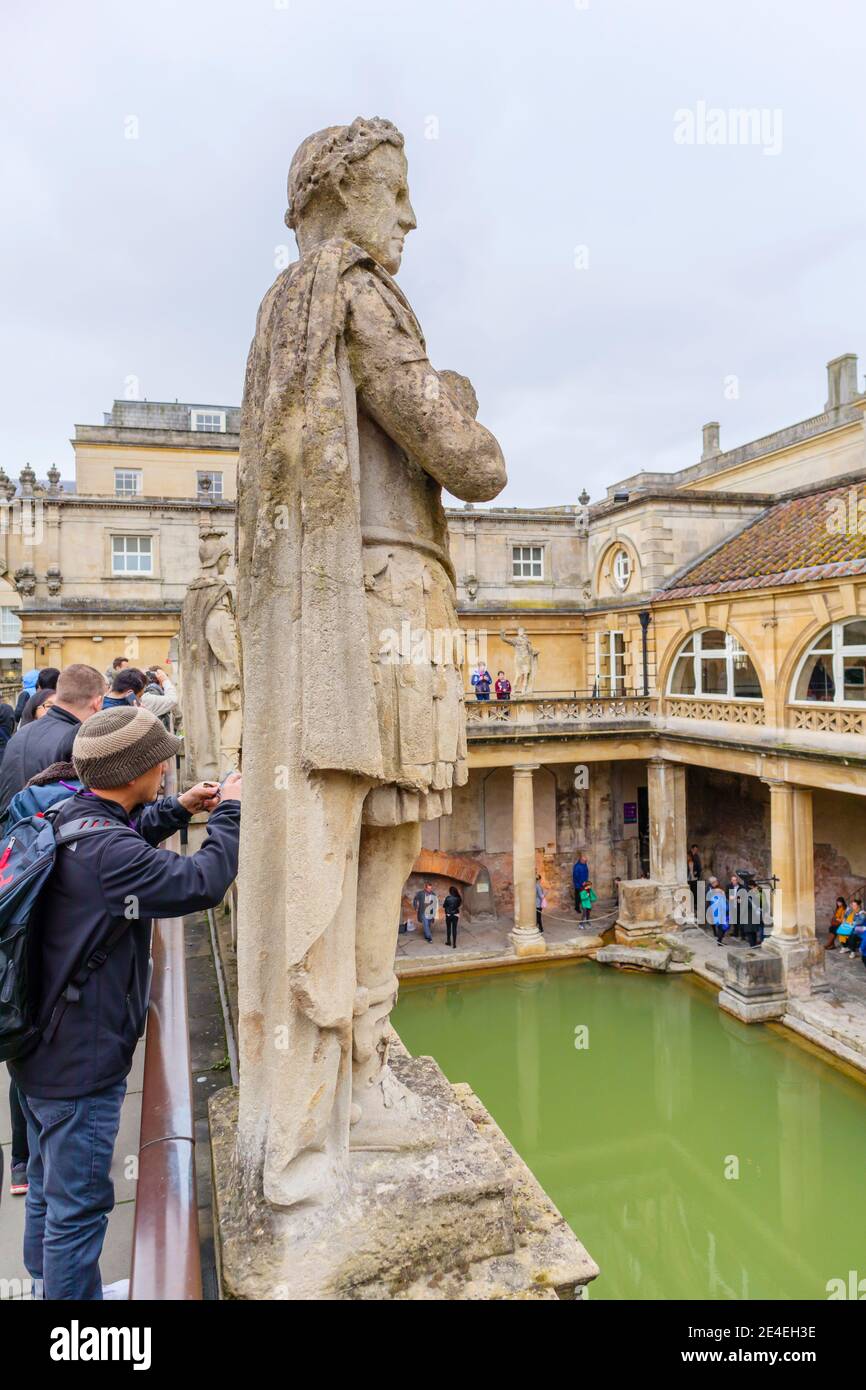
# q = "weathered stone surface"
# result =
<box><xmin>659</xmin><ymin>932</ymin><xmax>693</xmax><ymax>963</ymax></box>
<box><xmin>615</xmin><ymin>879</ymin><xmax>694</xmax><ymax>942</ymax></box>
<box><xmin>234</xmin><ymin>116</ymin><xmax>507</xmax><ymax>1209</ymax></box>
<box><xmin>717</xmin><ymin>946</ymin><xmax>787</xmax><ymax>1022</ymax></box>
<box><xmin>596</xmin><ymin>944</ymin><xmax>672</xmax><ymax>972</ymax></box>
<box><xmin>723</xmin><ymin>947</ymin><xmax>784</xmax><ymax>997</ymax></box>
<box><xmin>718</xmin><ymin>988</ymin><xmax>787</xmax><ymax>1023</ymax></box>
<box><xmin>211</xmin><ymin>1049</ymin><xmax>598</xmax><ymax>1300</ymax></box>
<box><xmin>764</xmin><ymin>935</ymin><xmax>829</xmax><ymax>999</ymax></box>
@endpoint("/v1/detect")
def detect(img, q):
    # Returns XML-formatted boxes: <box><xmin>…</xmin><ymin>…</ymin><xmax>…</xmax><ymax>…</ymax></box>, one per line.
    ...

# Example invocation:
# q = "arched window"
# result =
<box><xmin>668</xmin><ymin>629</ymin><xmax>762</xmax><ymax>700</ymax></box>
<box><xmin>791</xmin><ymin>620</ymin><xmax>866</xmax><ymax>706</ymax></box>
<box><xmin>612</xmin><ymin>547</ymin><xmax>631</xmax><ymax>591</ymax></box>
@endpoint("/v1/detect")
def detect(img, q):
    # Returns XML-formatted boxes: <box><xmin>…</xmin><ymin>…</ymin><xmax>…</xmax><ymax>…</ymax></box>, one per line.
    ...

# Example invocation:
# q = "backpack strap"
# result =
<box><xmin>41</xmin><ymin>817</ymin><xmax>130</xmax><ymax>1044</ymax></box>
<box><xmin>54</xmin><ymin>814</ymin><xmax>122</xmax><ymax>842</ymax></box>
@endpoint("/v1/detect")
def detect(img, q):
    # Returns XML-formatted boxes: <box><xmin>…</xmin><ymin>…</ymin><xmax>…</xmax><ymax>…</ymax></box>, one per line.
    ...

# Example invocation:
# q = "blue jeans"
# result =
<box><xmin>423</xmin><ymin>916</ymin><xmax>433</xmax><ymax>942</ymax></box>
<box><xmin>18</xmin><ymin>1081</ymin><xmax>126</xmax><ymax>1300</ymax></box>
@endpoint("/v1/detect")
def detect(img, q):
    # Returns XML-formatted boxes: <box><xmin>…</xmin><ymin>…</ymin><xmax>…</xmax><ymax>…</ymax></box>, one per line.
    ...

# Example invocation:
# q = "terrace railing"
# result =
<box><xmin>129</xmin><ymin>757</ymin><xmax>202</xmax><ymax>1301</ymax></box>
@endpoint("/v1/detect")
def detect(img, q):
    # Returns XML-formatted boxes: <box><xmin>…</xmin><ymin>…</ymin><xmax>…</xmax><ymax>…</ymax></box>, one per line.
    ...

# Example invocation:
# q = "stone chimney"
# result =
<box><xmin>701</xmin><ymin>421</ymin><xmax>721</xmax><ymax>460</ymax></box>
<box><xmin>825</xmin><ymin>354</ymin><xmax>859</xmax><ymax>411</ymax></box>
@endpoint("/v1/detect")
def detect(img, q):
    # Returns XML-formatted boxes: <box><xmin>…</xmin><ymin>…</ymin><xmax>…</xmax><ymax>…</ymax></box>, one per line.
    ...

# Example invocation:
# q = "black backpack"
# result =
<box><xmin>0</xmin><ymin>807</ymin><xmax>120</xmax><ymax>1063</ymax></box>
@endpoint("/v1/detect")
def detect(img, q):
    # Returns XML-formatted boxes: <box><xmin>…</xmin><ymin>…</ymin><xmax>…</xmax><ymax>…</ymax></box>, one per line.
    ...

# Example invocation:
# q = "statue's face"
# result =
<box><xmin>217</xmin><ymin>552</ymin><xmax>229</xmax><ymax>575</ymax></box>
<box><xmin>340</xmin><ymin>144</ymin><xmax>416</xmax><ymax>274</ymax></box>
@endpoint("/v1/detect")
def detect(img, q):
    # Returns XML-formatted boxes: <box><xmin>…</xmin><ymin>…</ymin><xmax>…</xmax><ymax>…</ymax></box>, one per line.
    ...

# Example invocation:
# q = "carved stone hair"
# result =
<box><xmin>285</xmin><ymin>116</ymin><xmax>404</xmax><ymax>230</ymax></box>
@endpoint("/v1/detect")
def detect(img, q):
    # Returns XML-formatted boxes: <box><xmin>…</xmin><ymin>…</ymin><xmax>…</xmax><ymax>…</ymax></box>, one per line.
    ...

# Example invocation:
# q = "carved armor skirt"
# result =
<box><xmin>361</xmin><ymin>543</ymin><xmax>468</xmax><ymax>826</ymax></box>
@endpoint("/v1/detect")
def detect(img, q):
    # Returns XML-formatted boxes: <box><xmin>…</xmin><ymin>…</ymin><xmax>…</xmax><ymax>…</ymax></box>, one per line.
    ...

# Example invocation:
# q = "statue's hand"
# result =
<box><xmin>439</xmin><ymin>370</ymin><xmax>479</xmax><ymax>420</ymax></box>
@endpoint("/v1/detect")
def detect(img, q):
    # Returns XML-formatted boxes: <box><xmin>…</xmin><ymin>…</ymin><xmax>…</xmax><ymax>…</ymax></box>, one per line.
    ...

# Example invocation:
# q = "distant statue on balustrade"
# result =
<box><xmin>500</xmin><ymin>626</ymin><xmax>539</xmax><ymax>696</ymax></box>
<box><xmin>179</xmin><ymin>529</ymin><xmax>242</xmax><ymax>782</ymax></box>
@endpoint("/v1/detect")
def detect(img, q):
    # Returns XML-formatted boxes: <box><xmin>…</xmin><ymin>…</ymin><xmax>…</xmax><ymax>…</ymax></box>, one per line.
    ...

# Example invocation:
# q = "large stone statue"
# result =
<box><xmin>235</xmin><ymin>117</ymin><xmax>507</xmax><ymax>1210</ymax></box>
<box><xmin>178</xmin><ymin>529</ymin><xmax>242</xmax><ymax>782</ymax></box>
<box><xmin>500</xmin><ymin>626</ymin><xmax>539</xmax><ymax>696</ymax></box>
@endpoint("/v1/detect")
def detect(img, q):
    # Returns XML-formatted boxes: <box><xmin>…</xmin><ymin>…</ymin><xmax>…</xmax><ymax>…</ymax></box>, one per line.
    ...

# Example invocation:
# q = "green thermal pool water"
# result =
<box><xmin>393</xmin><ymin>962</ymin><xmax>866</xmax><ymax>1300</ymax></box>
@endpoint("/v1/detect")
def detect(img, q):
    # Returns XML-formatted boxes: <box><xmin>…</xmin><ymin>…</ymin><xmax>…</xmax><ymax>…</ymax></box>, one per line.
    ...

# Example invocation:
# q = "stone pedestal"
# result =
<box><xmin>718</xmin><ymin>948</ymin><xmax>787</xmax><ymax>1023</ymax></box>
<box><xmin>210</xmin><ymin>1049</ymin><xmax>598</xmax><ymax>1300</ymax></box>
<box><xmin>763</xmin><ymin>934</ymin><xmax>828</xmax><ymax>1000</ymax></box>
<box><xmin>615</xmin><ymin>879</ymin><xmax>694</xmax><ymax>943</ymax></box>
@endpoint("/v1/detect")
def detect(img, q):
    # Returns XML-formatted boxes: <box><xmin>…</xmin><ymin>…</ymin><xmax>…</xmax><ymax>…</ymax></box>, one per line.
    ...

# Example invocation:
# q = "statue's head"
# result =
<box><xmin>199</xmin><ymin>529</ymin><xmax>232</xmax><ymax>575</ymax></box>
<box><xmin>286</xmin><ymin>117</ymin><xmax>416</xmax><ymax>275</ymax></box>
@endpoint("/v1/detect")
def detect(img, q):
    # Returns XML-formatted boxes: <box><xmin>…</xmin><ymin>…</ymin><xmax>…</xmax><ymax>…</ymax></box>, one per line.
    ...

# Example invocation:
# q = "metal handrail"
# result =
<box><xmin>129</xmin><ymin>758</ymin><xmax>202</xmax><ymax>1301</ymax></box>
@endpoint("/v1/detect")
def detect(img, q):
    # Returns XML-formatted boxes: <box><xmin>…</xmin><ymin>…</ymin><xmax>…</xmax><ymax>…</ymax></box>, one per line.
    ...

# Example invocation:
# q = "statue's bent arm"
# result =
<box><xmin>345</xmin><ymin>271</ymin><xmax>506</xmax><ymax>503</ymax></box>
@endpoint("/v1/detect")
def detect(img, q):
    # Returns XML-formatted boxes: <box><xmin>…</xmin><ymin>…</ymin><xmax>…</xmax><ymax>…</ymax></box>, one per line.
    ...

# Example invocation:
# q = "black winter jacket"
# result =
<box><xmin>9</xmin><ymin>790</ymin><xmax>240</xmax><ymax>1099</ymax></box>
<box><xmin>0</xmin><ymin>705</ymin><xmax>81</xmax><ymax>817</ymax></box>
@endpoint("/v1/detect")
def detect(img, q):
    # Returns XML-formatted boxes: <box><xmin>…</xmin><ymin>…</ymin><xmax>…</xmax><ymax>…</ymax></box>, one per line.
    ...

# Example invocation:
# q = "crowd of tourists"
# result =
<box><xmin>0</xmin><ymin>659</ymin><xmax>241</xmax><ymax>1301</ymax></box>
<box><xmin>825</xmin><ymin>896</ymin><xmax>866</xmax><ymax>963</ymax></box>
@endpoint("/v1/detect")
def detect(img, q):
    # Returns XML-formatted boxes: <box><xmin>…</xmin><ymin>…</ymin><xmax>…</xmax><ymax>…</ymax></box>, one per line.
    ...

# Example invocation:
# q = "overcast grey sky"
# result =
<box><xmin>2</xmin><ymin>0</ymin><xmax>864</xmax><ymax>505</ymax></box>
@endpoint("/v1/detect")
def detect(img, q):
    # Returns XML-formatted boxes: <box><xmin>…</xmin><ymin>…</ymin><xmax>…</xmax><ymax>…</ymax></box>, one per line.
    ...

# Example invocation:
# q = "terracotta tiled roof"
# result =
<box><xmin>659</xmin><ymin>481</ymin><xmax>866</xmax><ymax>599</ymax></box>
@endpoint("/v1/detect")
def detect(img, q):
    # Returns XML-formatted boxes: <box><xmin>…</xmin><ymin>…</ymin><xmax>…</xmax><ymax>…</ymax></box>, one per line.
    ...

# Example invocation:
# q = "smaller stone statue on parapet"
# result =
<box><xmin>500</xmin><ymin>626</ymin><xmax>539</xmax><ymax>696</ymax></box>
<box><xmin>179</xmin><ymin>528</ymin><xmax>241</xmax><ymax>782</ymax></box>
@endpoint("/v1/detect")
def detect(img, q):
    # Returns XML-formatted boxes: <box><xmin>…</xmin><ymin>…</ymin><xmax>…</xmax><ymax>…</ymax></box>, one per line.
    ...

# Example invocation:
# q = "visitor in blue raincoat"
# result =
<box><xmin>707</xmin><ymin>876</ymin><xmax>729</xmax><ymax>944</ymax></box>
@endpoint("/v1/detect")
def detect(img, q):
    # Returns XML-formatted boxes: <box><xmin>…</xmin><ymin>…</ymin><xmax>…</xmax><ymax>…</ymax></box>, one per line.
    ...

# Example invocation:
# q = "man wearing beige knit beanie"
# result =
<box><xmin>10</xmin><ymin>705</ymin><xmax>241</xmax><ymax>1301</ymax></box>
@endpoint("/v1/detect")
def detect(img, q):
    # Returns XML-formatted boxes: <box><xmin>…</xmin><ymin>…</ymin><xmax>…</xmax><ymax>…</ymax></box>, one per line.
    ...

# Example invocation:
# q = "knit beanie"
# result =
<box><xmin>72</xmin><ymin>706</ymin><xmax>182</xmax><ymax>788</ymax></box>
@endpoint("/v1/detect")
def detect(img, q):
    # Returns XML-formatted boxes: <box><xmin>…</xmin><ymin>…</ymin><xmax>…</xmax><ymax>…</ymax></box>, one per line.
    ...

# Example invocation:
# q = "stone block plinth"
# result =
<box><xmin>210</xmin><ymin>1050</ymin><xmax>597</xmax><ymax>1300</ymax></box>
<box><xmin>615</xmin><ymin>879</ymin><xmax>694</xmax><ymax>943</ymax></box>
<box><xmin>596</xmin><ymin>944</ymin><xmax>672</xmax><ymax>972</ymax></box>
<box><xmin>718</xmin><ymin>948</ymin><xmax>787</xmax><ymax>1023</ymax></box>
<box><xmin>764</xmin><ymin>934</ymin><xmax>828</xmax><ymax>999</ymax></box>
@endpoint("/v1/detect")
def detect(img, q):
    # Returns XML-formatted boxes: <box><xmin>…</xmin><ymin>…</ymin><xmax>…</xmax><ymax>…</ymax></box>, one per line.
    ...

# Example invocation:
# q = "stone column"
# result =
<box><xmin>793</xmin><ymin>787</ymin><xmax>816</xmax><ymax>939</ymax></box>
<box><xmin>510</xmin><ymin>763</ymin><xmax>546</xmax><ymax>957</ymax></box>
<box><xmin>764</xmin><ymin>780</ymin><xmax>798</xmax><ymax>940</ymax></box>
<box><xmin>647</xmin><ymin>757</ymin><xmax>688</xmax><ymax>885</ymax></box>
<box><xmin>763</xmin><ymin>779</ymin><xmax>825</xmax><ymax>999</ymax></box>
<box><xmin>615</xmin><ymin>756</ymin><xmax>692</xmax><ymax>942</ymax></box>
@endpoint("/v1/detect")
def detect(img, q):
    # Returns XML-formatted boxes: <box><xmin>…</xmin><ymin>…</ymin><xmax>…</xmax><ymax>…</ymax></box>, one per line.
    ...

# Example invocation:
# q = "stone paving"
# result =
<box><xmin>395</xmin><ymin>899</ymin><xmax>617</xmax><ymax>977</ymax></box>
<box><xmin>673</xmin><ymin>924</ymin><xmax>866</xmax><ymax>1073</ymax></box>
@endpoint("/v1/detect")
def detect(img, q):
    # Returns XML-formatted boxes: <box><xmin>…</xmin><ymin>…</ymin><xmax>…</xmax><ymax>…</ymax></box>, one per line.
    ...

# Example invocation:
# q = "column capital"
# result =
<box><xmin>512</xmin><ymin>763</ymin><xmax>540</xmax><ymax>774</ymax></box>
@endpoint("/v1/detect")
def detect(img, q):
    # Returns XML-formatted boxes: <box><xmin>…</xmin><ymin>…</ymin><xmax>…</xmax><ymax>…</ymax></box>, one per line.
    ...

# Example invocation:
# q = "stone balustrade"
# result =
<box><xmin>465</xmin><ymin>694</ymin><xmax>653</xmax><ymax>732</ymax></box>
<box><xmin>787</xmin><ymin>703</ymin><xmax>866</xmax><ymax>736</ymax></box>
<box><xmin>663</xmin><ymin>696</ymin><xmax>766</xmax><ymax>726</ymax></box>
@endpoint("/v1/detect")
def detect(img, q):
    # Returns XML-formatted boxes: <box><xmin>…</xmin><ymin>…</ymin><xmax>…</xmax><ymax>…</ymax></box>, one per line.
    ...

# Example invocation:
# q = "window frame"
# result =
<box><xmin>790</xmin><ymin>621</ymin><xmax>866</xmax><ymax>709</ymax></box>
<box><xmin>511</xmin><ymin>543</ymin><xmax>544</xmax><ymax>581</ymax></box>
<box><xmin>197</xmin><ymin>469</ymin><xmax>224</xmax><ymax>499</ymax></box>
<box><xmin>110</xmin><ymin>533</ymin><xmax>155</xmax><ymax>576</ymax></box>
<box><xmin>667</xmin><ymin>629</ymin><xmax>762</xmax><ymax>702</ymax></box>
<box><xmin>0</xmin><ymin>606</ymin><xmax>22</xmax><ymax>645</ymax></box>
<box><xmin>190</xmin><ymin>409</ymin><xmax>226</xmax><ymax>434</ymax></box>
<box><xmin>595</xmin><ymin>629</ymin><xmax>626</xmax><ymax>696</ymax></box>
<box><xmin>612</xmin><ymin>546</ymin><xmax>632</xmax><ymax>591</ymax></box>
<box><xmin>114</xmin><ymin>468</ymin><xmax>143</xmax><ymax>499</ymax></box>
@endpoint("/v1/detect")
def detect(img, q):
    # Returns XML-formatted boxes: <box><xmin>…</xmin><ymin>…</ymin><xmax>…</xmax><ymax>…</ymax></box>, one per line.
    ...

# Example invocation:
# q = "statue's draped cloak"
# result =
<box><xmin>238</xmin><ymin>238</ymin><xmax>443</xmax><ymax>974</ymax></box>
